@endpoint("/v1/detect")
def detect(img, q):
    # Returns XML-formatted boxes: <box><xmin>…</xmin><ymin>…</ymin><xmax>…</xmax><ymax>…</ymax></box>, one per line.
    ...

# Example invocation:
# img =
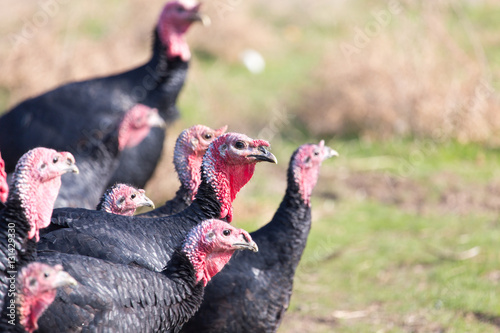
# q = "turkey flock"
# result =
<box><xmin>0</xmin><ymin>1</ymin><xmax>337</xmax><ymax>332</ymax></box>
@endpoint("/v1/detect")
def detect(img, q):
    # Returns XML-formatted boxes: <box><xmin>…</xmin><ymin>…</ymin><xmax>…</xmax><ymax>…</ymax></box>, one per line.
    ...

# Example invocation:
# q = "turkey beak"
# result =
<box><xmin>148</xmin><ymin>110</ymin><xmax>166</xmax><ymax>129</ymax></box>
<box><xmin>323</xmin><ymin>146</ymin><xmax>339</xmax><ymax>160</ymax></box>
<box><xmin>318</xmin><ymin>140</ymin><xmax>338</xmax><ymax>160</ymax></box>
<box><xmin>232</xmin><ymin>232</ymin><xmax>258</xmax><ymax>252</ymax></box>
<box><xmin>248</xmin><ymin>146</ymin><xmax>278</xmax><ymax>164</ymax></box>
<box><xmin>136</xmin><ymin>191</ymin><xmax>155</xmax><ymax>209</ymax></box>
<box><xmin>190</xmin><ymin>138</ymin><xmax>199</xmax><ymax>151</ymax></box>
<box><xmin>61</xmin><ymin>153</ymin><xmax>79</xmax><ymax>174</ymax></box>
<box><xmin>52</xmin><ymin>269</ymin><xmax>78</xmax><ymax>288</ymax></box>
<box><xmin>188</xmin><ymin>10</ymin><xmax>211</xmax><ymax>26</ymax></box>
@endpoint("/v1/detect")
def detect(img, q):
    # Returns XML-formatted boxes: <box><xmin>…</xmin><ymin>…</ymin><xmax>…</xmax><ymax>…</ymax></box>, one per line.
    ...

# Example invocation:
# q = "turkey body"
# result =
<box><xmin>182</xmin><ymin>142</ymin><xmax>336</xmax><ymax>333</ymax></box>
<box><xmin>0</xmin><ymin>31</ymin><xmax>187</xmax><ymax>190</ymax></box>
<box><xmin>35</xmin><ymin>250</ymin><xmax>203</xmax><ymax>333</ymax></box>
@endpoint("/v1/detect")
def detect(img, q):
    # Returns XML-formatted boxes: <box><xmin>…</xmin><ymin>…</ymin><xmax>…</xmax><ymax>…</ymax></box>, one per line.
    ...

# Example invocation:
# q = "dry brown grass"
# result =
<box><xmin>0</xmin><ymin>0</ymin><xmax>284</xmax><ymax>108</ymax></box>
<box><xmin>295</xmin><ymin>1</ymin><xmax>500</xmax><ymax>143</ymax></box>
<box><xmin>0</xmin><ymin>0</ymin><xmax>167</xmax><ymax>106</ymax></box>
<box><xmin>3</xmin><ymin>1</ymin><xmax>500</xmax><ymax>205</ymax></box>
<box><xmin>3</xmin><ymin>1</ymin><xmax>500</xmax><ymax>150</ymax></box>
<box><xmin>187</xmin><ymin>1</ymin><xmax>280</xmax><ymax>63</ymax></box>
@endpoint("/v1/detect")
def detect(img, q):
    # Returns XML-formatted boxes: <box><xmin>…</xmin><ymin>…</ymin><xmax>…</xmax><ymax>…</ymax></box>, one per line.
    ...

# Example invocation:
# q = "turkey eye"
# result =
<box><xmin>176</xmin><ymin>5</ymin><xmax>185</xmax><ymax>12</ymax></box>
<box><xmin>43</xmin><ymin>272</ymin><xmax>50</xmax><ymax>278</ymax></box>
<box><xmin>223</xmin><ymin>229</ymin><xmax>231</xmax><ymax>236</ymax></box>
<box><xmin>53</xmin><ymin>156</ymin><xmax>59</xmax><ymax>163</ymax></box>
<box><xmin>313</xmin><ymin>151</ymin><xmax>319</xmax><ymax>156</ymax></box>
<box><xmin>204</xmin><ymin>133</ymin><xmax>212</xmax><ymax>140</ymax></box>
<box><xmin>234</xmin><ymin>141</ymin><xmax>245</xmax><ymax>149</ymax></box>
<box><xmin>131</xmin><ymin>194</ymin><xmax>136</xmax><ymax>199</ymax></box>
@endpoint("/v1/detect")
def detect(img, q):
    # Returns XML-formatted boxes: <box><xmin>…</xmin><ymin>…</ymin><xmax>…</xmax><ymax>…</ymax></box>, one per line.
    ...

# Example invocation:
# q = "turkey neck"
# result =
<box><xmin>194</xmin><ymin>149</ymin><xmax>257</xmax><ymax>222</ymax></box>
<box><xmin>131</xmin><ymin>30</ymin><xmax>188</xmax><ymax>120</ymax></box>
<box><xmin>147</xmin><ymin>30</ymin><xmax>171</xmax><ymax>83</ymax></box>
<box><xmin>164</xmin><ymin>249</ymin><xmax>199</xmax><ymax>289</ymax></box>
<box><xmin>163</xmin><ymin>249</ymin><xmax>205</xmax><ymax>324</ymax></box>
<box><xmin>279</xmin><ymin>172</ymin><xmax>311</xmax><ymax>229</ymax></box>
<box><xmin>188</xmin><ymin>176</ymin><xmax>223</xmax><ymax>221</ymax></box>
<box><xmin>0</xmin><ymin>197</ymin><xmax>31</xmax><ymax>313</ymax></box>
<box><xmin>254</xmin><ymin>158</ymin><xmax>313</xmax><ymax>265</ymax></box>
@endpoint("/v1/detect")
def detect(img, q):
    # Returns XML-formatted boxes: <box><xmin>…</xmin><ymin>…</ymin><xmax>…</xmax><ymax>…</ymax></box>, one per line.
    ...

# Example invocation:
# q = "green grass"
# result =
<box><xmin>180</xmin><ymin>36</ymin><xmax>322</xmax><ymax>131</ymax></box>
<box><xmin>174</xmin><ymin>41</ymin><xmax>500</xmax><ymax>329</ymax></box>
<box><xmin>275</xmin><ymin>142</ymin><xmax>500</xmax><ymax>331</ymax></box>
<box><xmin>214</xmin><ymin>132</ymin><xmax>500</xmax><ymax>332</ymax></box>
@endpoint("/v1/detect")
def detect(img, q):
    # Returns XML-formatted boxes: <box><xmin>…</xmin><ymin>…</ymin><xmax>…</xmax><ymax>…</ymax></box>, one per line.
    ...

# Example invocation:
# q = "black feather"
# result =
<box><xmin>35</xmin><ymin>249</ymin><xmax>204</xmax><ymax>332</ymax></box>
<box><xmin>181</xmin><ymin>147</ymin><xmax>319</xmax><ymax>333</ymax></box>
<box><xmin>0</xmin><ymin>28</ymin><xmax>188</xmax><ymax>195</ymax></box>
<box><xmin>38</xmin><ymin>174</ymin><xmax>222</xmax><ymax>272</ymax></box>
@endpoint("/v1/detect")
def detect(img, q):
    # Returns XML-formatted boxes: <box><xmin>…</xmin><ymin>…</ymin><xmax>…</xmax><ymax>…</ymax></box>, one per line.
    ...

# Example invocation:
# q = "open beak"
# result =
<box><xmin>148</xmin><ymin>109</ymin><xmax>166</xmax><ymax>129</ymax></box>
<box><xmin>248</xmin><ymin>146</ymin><xmax>278</xmax><ymax>164</ymax></box>
<box><xmin>52</xmin><ymin>269</ymin><xmax>78</xmax><ymax>288</ymax></box>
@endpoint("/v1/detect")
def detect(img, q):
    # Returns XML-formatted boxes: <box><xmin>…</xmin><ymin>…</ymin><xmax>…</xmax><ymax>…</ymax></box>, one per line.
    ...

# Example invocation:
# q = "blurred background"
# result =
<box><xmin>2</xmin><ymin>0</ymin><xmax>500</xmax><ymax>331</ymax></box>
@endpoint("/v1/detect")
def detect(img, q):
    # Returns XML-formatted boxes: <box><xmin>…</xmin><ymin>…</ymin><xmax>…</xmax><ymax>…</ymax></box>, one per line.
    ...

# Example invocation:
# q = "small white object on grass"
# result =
<box><xmin>240</xmin><ymin>49</ymin><xmax>265</xmax><ymax>74</ymax></box>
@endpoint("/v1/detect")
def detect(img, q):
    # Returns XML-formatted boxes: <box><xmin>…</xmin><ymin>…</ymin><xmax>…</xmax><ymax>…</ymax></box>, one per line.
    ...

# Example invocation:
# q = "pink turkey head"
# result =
<box><xmin>17</xmin><ymin>263</ymin><xmax>77</xmax><ymax>333</ymax></box>
<box><xmin>182</xmin><ymin>219</ymin><xmax>258</xmax><ymax>286</ymax></box>
<box><xmin>98</xmin><ymin>183</ymin><xmax>155</xmax><ymax>216</ymax></box>
<box><xmin>0</xmin><ymin>151</ymin><xmax>7</xmax><ymax>203</ymax></box>
<box><xmin>157</xmin><ymin>0</ymin><xmax>209</xmax><ymax>60</ymax></box>
<box><xmin>9</xmin><ymin>148</ymin><xmax>79</xmax><ymax>240</ymax></box>
<box><xmin>200</xmin><ymin>132</ymin><xmax>277</xmax><ymax>221</ymax></box>
<box><xmin>291</xmin><ymin>140</ymin><xmax>338</xmax><ymax>206</ymax></box>
<box><xmin>174</xmin><ymin>124</ymin><xmax>228</xmax><ymax>199</ymax></box>
<box><xmin>118</xmin><ymin>104</ymin><xmax>165</xmax><ymax>151</ymax></box>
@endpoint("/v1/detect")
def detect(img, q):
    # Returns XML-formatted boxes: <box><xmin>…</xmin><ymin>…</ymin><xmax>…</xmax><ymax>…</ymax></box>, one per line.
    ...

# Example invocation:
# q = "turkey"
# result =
<box><xmin>38</xmin><ymin>133</ymin><xmax>277</xmax><ymax>272</ymax></box>
<box><xmin>181</xmin><ymin>141</ymin><xmax>337</xmax><ymax>333</ymax></box>
<box><xmin>36</xmin><ymin>219</ymin><xmax>257</xmax><ymax>332</ymax></box>
<box><xmin>96</xmin><ymin>183</ymin><xmax>155</xmax><ymax>216</ymax></box>
<box><xmin>0</xmin><ymin>148</ymin><xmax>78</xmax><ymax>312</ymax></box>
<box><xmin>141</xmin><ymin>124</ymin><xmax>227</xmax><ymax>217</ymax></box>
<box><xmin>0</xmin><ymin>0</ymin><xmax>207</xmax><ymax>189</ymax></box>
<box><xmin>53</xmin><ymin>104</ymin><xmax>164</xmax><ymax>209</ymax></box>
<box><xmin>0</xmin><ymin>263</ymin><xmax>76</xmax><ymax>333</ymax></box>
<box><xmin>0</xmin><ymin>152</ymin><xmax>7</xmax><ymax>203</ymax></box>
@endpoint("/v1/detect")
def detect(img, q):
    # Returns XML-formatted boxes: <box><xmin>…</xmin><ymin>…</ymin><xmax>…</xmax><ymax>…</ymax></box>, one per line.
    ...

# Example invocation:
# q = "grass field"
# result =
<box><xmin>2</xmin><ymin>0</ymin><xmax>500</xmax><ymax>331</ymax></box>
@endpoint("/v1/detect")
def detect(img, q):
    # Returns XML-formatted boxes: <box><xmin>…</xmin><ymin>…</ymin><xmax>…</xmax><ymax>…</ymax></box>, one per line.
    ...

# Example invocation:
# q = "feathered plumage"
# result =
<box><xmin>0</xmin><ymin>1</ymin><xmax>206</xmax><ymax>190</ymax></box>
<box><xmin>35</xmin><ymin>220</ymin><xmax>257</xmax><ymax>332</ymax></box>
<box><xmin>140</xmin><ymin>124</ymin><xmax>227</xmax><ymax>217</ymax></box>
<box><xmin>181</xmin><ymin>141</ymin><xmax>337</xmax><ymax>333</ymax></box>
<box><xmin>96</xmin><ymin>183</ymin><xmax>154</xmax><ymax>216</ymax></box>
<box><xmin>38</xmin><ymin>133</ymin><xmax>276</xmax><ymax>273</ymax></box>
<box><xmin>0</xmin><ymin>148</ymin><xmax>78</xmax><ymax>313</ymax></box>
